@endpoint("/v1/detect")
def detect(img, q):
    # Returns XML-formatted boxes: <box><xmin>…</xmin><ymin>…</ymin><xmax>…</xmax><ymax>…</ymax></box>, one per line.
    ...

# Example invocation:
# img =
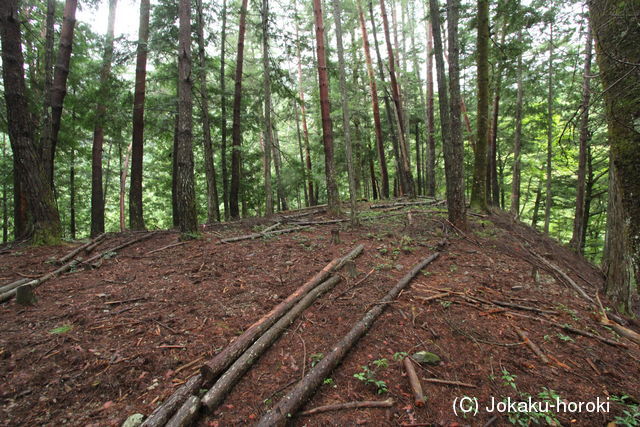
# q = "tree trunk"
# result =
<box><xmin>357</xmin><ymin>0</ymin><xmax>389</xmax><ymax>199</ymax></box>
<box><xmin>219</xmin><ymin>0</ymin><xmax>229</xmax><ymax>220</ymax></box>
<box><xmin>39</xmin><ymin>0</ymin><xmax>56</xmax><ymax>188</ymax></box>
<box><xmin>510</xmin><ymin>28</ymin><xmax>524</xmax><ymax>218</ymax></box>
<box><xmin>531</xmin><ymin>181</ymin><xmax>542</xmax><ymax>229</ymax></box>
<box><xmin>1</xmin><ymin>0</ymin><xmax>62</xmax><ymax>244</ymax></box>
<box><xmin>590</xmin><ymin>0</ymin><xmax>640</xmax><ymax>311</ymax></box>
<box><xmin>332</xmin><ymin>0</ymin><xmax>358</xmax><ymax>224</ymax></box>
<box><xmin>119</xmin><ymin>142</ymin><xmax>132</xmax><ymax>231</ymax></box>
<box><xmin>444</xmin><ymin>0</ymin><xmax>467</xmax><ymax>229</ymax></box>
<box><xmin>229</xmin><ymin>0</ymin><xmax>249</xmax><ymax>220</ymax></box>
<box><xmin>129</xmin><ymin>0</ymin><xmax>150</xmax><ymax>231</ymax></box>
<box><xmin>69</xmin><ymin>145</ymin><xmax>76</xmax><ymax>240</ymax></box>
<box><xmin>486</xmin><ymin>26</ymin><xmax>506</xmax><ymax>206</ymax></box>
<box><xmin>570</xmin><ymin>24</ymin><xmax>592</xmax><ymax>253</ymax></box>
<box><xmin>313</xmin><ymin>0</ymin><xmax>340</xmax><ymax>215</ymax></box>
<box><xmin>260</xmin><ymin>0</ymin><xmax>274</xmax><ymax>216</ymax></box>
<box><xmin>543</xmin><ymin>22</ymin><xmax>554</xmax><ymax>234</ymax></box>
<box><xmin>2</xmin><ymin>135</ymin><xmax>8</xmax><ymax>243</ymax></box>
<box><xmin>172</xmin><ymin>112</ymin><xmax>179</xmax><ymax>227</ymax></box>
<box><xmin>196</xmin><ymin>0</ymin><xmax>220</xmax><ymax>223</ymax></box>
<box><xmin>470</xmin><ymin>0</ymin><xmax>489</xmax><ymax>211</ymax></box>
<box><xmin>176</xmin><ymin>0</ymin><xmax>198</xmax><ymax>234</ymax></box>
<box><xmin>295</xmin><ymin>10</ymin><xmax>315</xmax><ymax>207</ymax></box>
<box><xmin>379</xmin><ymin>0</ymin><xmax>414</xmax><ymax>196</ymax></box>
<box><xmin>425</xmin><ymin>21</ymin><xmax>436</xmax><ymax>197</ymax></box>
<box><xmin>90</xmin><ymin>0</ymin><xmax>117</xmax><ymax>237</ymax></box>
<box><xmin>293</xmin><ymin>99</ymin><xmax>309</xmax><ymax>207</ymax></box>
<box><xmin>271</xmin><ymin>127</ymin><xmax>288</xmax><ymax>211</ymax></box>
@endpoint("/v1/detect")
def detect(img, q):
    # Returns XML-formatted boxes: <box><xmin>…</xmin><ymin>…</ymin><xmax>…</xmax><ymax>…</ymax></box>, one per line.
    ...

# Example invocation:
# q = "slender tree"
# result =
<box><xmin>543</xmin><ymin>21</ymin><xmax>554</xmax><ymax>234</ymax></box>
<box><xmin>332</xmin><ymin>0</ymin><xmax>358</xmax><ymax>224</ymax></box>
<box><xmin>313</xmin><ymin>0</ymin><xmax>340</xmax><ymax>214</ymax></box>
<box><xmin>129</xmin><ymin>0</ymin><xmax>150</xmax><ymax>230</ymax></box>
<box><xmin>175</xmin><ymin>0</ymin><xmax>198</xmax><ymax>234</ymax></box>
<box><xmin>470</xmin><ymin>0</ymin><xmax>489</xmax><ymax>211</ymax></box>
<box><xmin>271</xmin><ymin>126</ymin><xmax>288</xmax><ymax>211</ymax></box>
<box><xmin>1</xmin><ymin>0</ymin><xmax>62</xmax><ymax>244</ymax></box>
<box><xmin>219</xmin><ymin>0</ymin><xmax>229</xmax><ymax>220</ymax></box>
<box><xmin>569</xmin><ymin>24</ymin><xmax>592</xmax><ymax>253</ymax></box>
<box><xmin>357</xmin><ymin>0</ymin><xmax>389</xmax><ymax>199</ymax></box>
<box><xmin>262</xmin><ymin>0</ymin><xmax>274</xmax><ymax>216</ymax></box>
<box><xmin>229</xmin><ymin>0</ymin><xmax>249</xmax><ymax>219</ymax></box>
<box><xmin>2</xmin><ymin>135</ymin><xmax>8</xmax><ymax>243</ymax></box>
<box><xmin>590</xmin><ymin>0</ymin><xmax>639</xmax><ymax>312</ymax></box>
<box><xmin>39</xmin><ymin>0</ymin><xmax>55</xmax><ymax>187</ymax></box>
<box><xmin>510</xmin><ymin>28</ymin><xmax>524</xmax><ymax>218</ymax></box>
<box><xmin>196</xmin><ymin>0</ymin><xmax>220</xmax><ymax>223</ymax></box>
<box><xmin>425</xmin><ymin>21</ymin><xmax>436</xmax><ymax>197</ymax></box>
<box><xmin>90</xmin><ymin>0</ymin><xmax>117</xmax><ymax>236</ymax></box>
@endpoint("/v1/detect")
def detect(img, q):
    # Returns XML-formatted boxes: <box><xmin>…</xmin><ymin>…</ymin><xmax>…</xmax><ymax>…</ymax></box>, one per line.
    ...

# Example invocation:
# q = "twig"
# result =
<box><xmin>403</xmin><ymin>358</ymin><xmax>425</xmax><ymax>406</ymax></box>
<box><xmin>422</xmin><ymin>378</ymin><xmax>477</xmax><ymax>388</ymax></box>
<box><xmin>154</xmin><ymin>319</ymin><xmax>180</xmax><ymax>335</ymax></box>
<box><xmin>333</xmin><ymin>268</ymin><xmax>375</xmax><ymax>300</ymax></box>
<box><xmin>515</xmin><ymin>327</ymin><xmax>550</xmax><ymax>364</ymax></box>
<box><xmin>145</xmin><ymin>241</ymin><xmax>188</xmax><ymax>256</ymax></box>
<box><xmin>299</xmin><ymin>398</ymin><xmax>394</xmax><ymax>416</ymax></box>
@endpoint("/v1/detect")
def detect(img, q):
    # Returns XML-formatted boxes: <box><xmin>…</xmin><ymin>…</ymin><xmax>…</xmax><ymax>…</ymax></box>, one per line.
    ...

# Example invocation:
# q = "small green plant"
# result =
<box><xmin>49</xmin><ymin>324</ymin><xmax>72</xmax><ymax>334</ymax></box>
<box><xmin>497</xmin><ymin>370</ymin><xmax>561</xmax><ymax>426</ymax></box>
<box><xmin>393</xmin><ymin>351</ymin><xmax>408</xmax><ymax>361</ymax></box>
<box><xmin>501</xmin><ymin>369</ymin><xmax>518</xmax><ymax>390</ymax></box>
<box><xmin>612</xmin><ymin>394</ymin><xmax>640</xmax><ymax>426</ymax></box>
<box><xmin>310</xmin><ymin>353</ymin><xmax>324</xmax><ymax>367</ymax></box>
<box><xmin>354</xmin><ymin>365</ymin><xmax>388</xmax><ymax>394</ymax></box>
<box><xmin>372</xmin><ymin>358</ymin><xmax>388</xmax><ymax>369</ymax></box>
<box><xmin>556</xmin><ymin>333</ymin><xmax>574</xmax><ymax>342</ymax></box>
<box><xmin>440</xmin><ymin>300</ymin><xmax>452</xmax><ymax>309</ymax></box>
<box><xmin>556</xmin><ymin>304</ymin><xmax>580</xmax><ymax>321</ymax></box>
<box><xmin>449</xmin><ymin>264</ymin><xmax>458</xmax><ymax>273</ymax></box>
<box><xmin>322</xmin><ymin>378</ymin><xmax>335</xmax><ymax>387</ymax></box>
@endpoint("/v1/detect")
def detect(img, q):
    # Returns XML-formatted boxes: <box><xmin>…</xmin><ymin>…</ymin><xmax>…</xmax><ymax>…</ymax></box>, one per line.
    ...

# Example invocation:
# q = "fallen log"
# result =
<box><xmin>369</xmin><ymin>200</ymin><xmax>436</xmax><ymax>209</ymax></box>
<box><xmin>57</xmin><ymin>233</ymin><xmax>106</xmax><ymax>264</ymax></box>
<box><xmin>0</xmin><ymin>258</ymin><xmax>80</xmax><ymax>304</ymax></box>
<box><xmin>291</xmin><ymin>219</ymin><xmax>347</xmax><ymax>226</ymax></box>
<box><xmin>140</xmin><ymin>374</ymin><xmax>203</xmax><ymax>427</ymax></box>
<box><xmin>299</xmin><ymin>398</ymin><xmax>394</xmax><ymax>416</ymax></box>
<box><xmin>422</xmin><ymin>378</ymin><xmax>477</xmax><ymax>388</ymax></box>
<box><xmin>515</xmin><ymin>327</ymin><xmax>550</xmax><ymax>364</ymax></box>
<box><xmin>83</xmin><ymin>232</ymin><xmax>157</xmax><ymax>265</ymax></box>
<box><xmin>219</xmin><ymin>226</ymin><xmax>309</xmax><ymax>244</ymax></box>
<box><xmin>528</xmin><ymin>249</ymin><xmax>594</xmax><ymax>304</ymax></box>
<box><xmin>256</xmin><ymin>252</ymin><xmax>440</xmax><ymax>427</ymax></box>
<box><xmin>0</xmin><ymin>278</ymin><xmax>30</xmax><ymax>294</ymax></box>
<box><xmin>145</xmin><ymin>241</ymin><xmax>188</xmax><ymax>256</ymax></box>
<box><xmin>403</xmin><ymin>357</ymin><xmax>425</xmax><ymax>407</ymax></box>
<box><xmin>200</xmin><ymin>244</ymin><xmax>364</xmax><ymax>384</ymax></box>
<box><xmin>165</xmin><ymin>395</ymin><xmax>201</xmax><ymax>427</ymax></box>
<box><xmin>200</xmin><ymin>275</ymin><xmax>342</xmax><ymax>411</ymax></box>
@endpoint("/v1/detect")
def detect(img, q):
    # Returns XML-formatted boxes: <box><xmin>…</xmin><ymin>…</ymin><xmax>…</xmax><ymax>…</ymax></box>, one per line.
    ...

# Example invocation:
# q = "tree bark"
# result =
<box><xmin>176</xmin><ymin>0</ymin><xmax>198</xmax><ymax>234</ymax></box>
<box><xmin>196</xmin><ymin>0</ymin><xmax>220</xmax><ymax>223</ymax></box>
<box><xmin>591</xmin><ymin>0</ymin><xmax>640</xmax><ymax>312</ymax></box>
<box><xmin>261</xmin><ymin>0</ymin><xmax>274</xmax><ymax>216</ymax></box>
<box><xmin>543</xmin><ymin>22</ymin><xmax>554</xmax><ymax>234</ymax></box>
<box><xmin>219</xmin><ymin>0</ymin><xmax>229</xmax><ymax>220</ymax></box>
<box><xmin>129</xmin><ymin>0</ymin><xmax>150</xmax><ymax>231</ymax></box>
<box><xmin>271</xmin><ymin>127</ymin><xmax>288</xmax><ymax>211</ymax></box>
<box><xmin>332</xmin><ymin>0</ymin><xmax>358</xmax><ymax>225</ymax></box>
<box><xmin>2</xmin><ymin>135</ymin><xmax>8</xmax><ymax>243</ymax></box>
<box><xmin>39</xmin><ymin>0</ymin><xmax>56</xmax><ymax>188</ymax></box>
<box><xmin>570</xmin><ymin>24</ymin><xmax>592</xmax><ymax>253</ymax></box>
<box><xmin>470</xmin><ymin>0</ymin><xmax>489</xmax><ymax>211</ymax></box>
<box><xmin>313</xmin><ymin>0</ymin><xmax>340</xmax><ymax>215</ymax></box>
<box><xmin>229</xmin><ymin>0</ymin><xmax>249</xmax><ymax>220</ymax></box>
<box><xmin>91</xmin><ymin>0</ymin><xmax>117</xmax><ymax>237</ymax></box>
<box><xmin>1</xmin><ymin>0</ymin><xmax>62</xmax><ymax>244</ymax></box>
<box><xmin>425</xmin><ymin>22</ymin><xmax>436</xmax><ymax>197</ymax></box>
<box><xmin>510</xmin><ymin>28</ymin><xmax>524</xmax><ymax>218</ymax></box>
<box><xmin>357</xmin><ymin>0</ymin><xmax>389</xmax><ymax>199</ymax></box>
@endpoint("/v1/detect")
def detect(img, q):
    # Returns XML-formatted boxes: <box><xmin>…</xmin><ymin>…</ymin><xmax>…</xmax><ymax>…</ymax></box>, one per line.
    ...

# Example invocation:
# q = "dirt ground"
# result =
<box><xmin>1</xmin><ymin>202</ymin><xmax>639</xmax><ymax>426</ymax></box>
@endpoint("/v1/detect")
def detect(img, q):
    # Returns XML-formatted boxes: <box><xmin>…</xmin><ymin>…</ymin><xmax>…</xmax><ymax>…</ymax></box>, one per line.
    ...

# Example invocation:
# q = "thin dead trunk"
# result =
<box><xmin>425</xmin><ymin>21</ymin><xmax>436</xmax><ymax>197</ymax></box>
<box><xmin>2</xmin><ymin>134</ymin><xmax>8</xmax><ymax>243</ymax></box>
<box><xmin>69</xmin><ymin>144</ymin><xmax>76</xmax><ymax>239</ymax></box>
<box><xmin>543</xmin><ymin>22</ymin><xmax>554</xmax><ymax>234</ymax></box>
<box><xmin>119</xmin><ymin>142</ymin><xmax>132</xmax><ymax>231</ymax></box>
<box><xmin>293</xmin><ymin>98</ymin><xmax>309</xmax><ymax>207</ymax></box>
<box><xmin>510</xmin><ymin>29</ymin><xmax>524</xmax><ymax>218</ymax></box>
<box><xmin>261</xmin><ymin>0</ymin><xmax>274</xmax><ymax>216</ymax></box>
<box><xmin>219</xmin><ymin>0</ymin><xmax>229</xmax><ymax>220</ymax></box>
<box><xmin>229</xmin><ymin>0</ymin><xmax>249</xmax><ymax>219</ymax></box>
<box><xmin>271</xmin><ymin>127</ymin><xmax>288</xmax><ymax>211</ymax></box>
<box><xmin>129</xmin><ymin>0</ymin><xmax>150</xmax><ymax>230</ymax></box>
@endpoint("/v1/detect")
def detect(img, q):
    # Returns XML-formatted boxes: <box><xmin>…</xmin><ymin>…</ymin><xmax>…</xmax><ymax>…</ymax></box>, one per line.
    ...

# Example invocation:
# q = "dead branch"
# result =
<box><xmin>200</xmin><ymin>275</ymin><xmax>343</xmax><ymax>411</ymax></box>
<box><xmin>403</xmin><ymin>357</ymin><xmax>425</xmax><ymax>407</ymax></box>
<box><xmin>0</xmin><ymin>258</ymin><xmax>81</xmax><ymax>303</ymax></box>
<box><xmin>299</xmin><ymin>398</ymin><xmax>394</xmax><ymax>416</ymax></box>
<box><xmin>528</xmin><ymin>248</ymin><xmax>594</xmax><ymax>304</ymax></box>
<box><xmin>200</xmin><ymin>244</ymin><xmax>364</xmax><ymax>384</ymax></box>
<box><xmin>83</xmin><ymin>232</ymin><xmax>157</xmax><ymax>265</ymax></box>
<box><xmin>515</xmin><ymin>327</ymin><xmax>550</xmax><ymax>364</ymax></box>
<box><xmin>145</xmin><ymin>241</ymin><xmax>188</xmax><ymax>256</ymax></box>
<box><xmin>165</xmin><ymin>395</ymin><xmax>201</xmax><ymax>427</ymax></box>
<box><xmin>219</xmin><ymin>226</ymin><xmax>309</xmax><ymax>243</ymax></box>
<box><xmin>256</xmin><ymin>253</ymin><xmax>440</xmax><ymax>426</ymax></box>
<box><xmin>140</xmin><ymin>374</ymin><xmax>203</xmax><ymax>427</ymax></box>
<box><xmin>58</xmin><ymin>233</ymin><xmax>106</xmax><ymax>264</ymax></box>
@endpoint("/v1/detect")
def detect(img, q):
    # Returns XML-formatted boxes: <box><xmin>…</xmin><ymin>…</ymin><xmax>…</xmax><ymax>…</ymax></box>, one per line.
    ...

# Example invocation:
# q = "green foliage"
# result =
<box><xmin>392</xmin><ymin>351</ymin><xmax>408</xmax><ymax>361</ymax></box>
<box><xmin>611</xmin><ymin>395</ymin><xmax>640</xmax><ymax>426</ymax></box>
<box><xmin>49</xmin><ymin>324</ymin><xmax>73</xmax><ymax>335</ymax></box>
<box><xmin>353</xmin><ymin>364</ymin><xmax>388</xmax><ymax>394</ymax></box>
<box><xmin>310</xmin><ymin>353</ymin><xmax>324</xmax><ymax>367</ymax></box>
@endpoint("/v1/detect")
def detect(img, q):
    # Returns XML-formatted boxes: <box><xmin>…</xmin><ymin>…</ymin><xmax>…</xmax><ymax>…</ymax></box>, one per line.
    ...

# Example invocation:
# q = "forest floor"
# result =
<box><xmin>1</xmin><ymin>201</ymin><xmax>639</xmax><ymax>427</ymax></box>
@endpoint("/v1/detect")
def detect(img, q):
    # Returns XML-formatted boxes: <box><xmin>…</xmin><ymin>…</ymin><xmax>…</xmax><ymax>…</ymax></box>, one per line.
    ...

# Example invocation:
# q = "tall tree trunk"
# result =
<box><xmin>312</xmin><ymin>0</ymin><xmax>340</xmax><ymax>215</ymax></box>
<box><xmin>47</xmin><ymin>0</ymin><xmax>77</xmax><ymax>198</ymax></box>
<box><xmin>69</xmin><ymin>144</ymin><xmax>76</xmax><ymax>239</ymax></box>
<box><xmin>531</xmin><ymin>181</ymin><xmax>542</xmax><ymax>229</ymax></box>
<box><xmin>219</xmin><ymin>0</ymin><xmax>229</xmax><ymax>220</ymax></box>
<box><xmin>487</xmin><ymin>35</ymin><xmax>506</xmax><ymax>206</ymax></box>
<box><xmin>176</xmin><ymin>0</ymin><xmax>198</xmax><ymax>234</ymax></box>
<box><xmin>119</xmin><ymin>142</ymin><xmax>132</xmax><ymax>231</ymax></box>
<box><xmin>129</xmin><ymin>0</ymin><xmax>149</xmax><ymax>230</ymax></box>
<box><xmin>590</xmin><ymin>0</ymin><xmax>640</xmax><ymax>311</ymax></box>
<box><xmin>295</xmin><ymin>9</ymin><xmax>315</xmax><ymax>207</ymax></box>
<box><xmin>39</xmin><ymin>0</ymin><xmax>56</xmax><ymax>187</ymax></box>
<box><xmin>196</xmin><ymin>0</ymin><xmax>220</xmax><ymax>223</ymax></box>
<box><xmin>172</xmin><ymin>111</ymin><xmax>179</xmax><ymax>227</ymax></box>
<box><xmin>261</xmin><ymin>0</ymin><xmax>274</xmax><ymax>216</ymax></box>
<box><xmin>229</xmin><ymin>0</ymin><xmax>249</xmax><ymax>220</ymax></box>
<box><xmin>510</xmin><ymin>28</ymin><xmax>524</xmax><ymax>218</ymax></box>
<box><xmin>570</xmin><ymin>24</ymin><xmax>592</xmax><ymax>253</ymax></box>
<box><xmin>445</xmin><ymin>0</ymin><xmax>467</xmax><ymax>229</ymax></box>
<box><xmin>272</xmin><ymin>126</ymin><xmax>288</xmax><ymax>211</ymax></box>
<box><xmin>357</xmin><ymin>0</ymin><xmax>389</xmax><ymax>199</ymax></box>
<box><xmin>379</xmin><ymin>0</ymin><xmax>414</xmax><ymax>196</ymax></box>
<box><xmin>543</xmin><ymin>22</ymin><xmax>554</xmax><ymax>234</ymax></box>
<box><xmin>425</xmin><ymin>21</ymin><xmax>436</xmax><ymax>197</ymax></box>
<box><xmin>90</xmin><ymin>0</ymin><xmax>117</xmax><ymax>237</ymax></box>
<box><xmin>470</xmin><ymin>0</ymin><xmax>489</xmax><ymax>211</ymax></box>
<box><xmin>293</xmin><ymin>99</ymin><xmax>309</xmax><ymax>207</ymax></box>
<box><xmin>332</xmin><ymin>0</ymin><xmax>358</xmax><ymax>224</ymax></box>
<box><xmin>581</xmin><ymin>146</ymin><xmax>593</xmax><ymax>252</ymax></box>
<box><xmin>2</xmin><ymin>134</ymin><xmax>8</xmax><ymax>243</ymax></box>
<box><xmin>1</xmin><ymin>0</ymin><xmax>62</xmax><ymax>244</ymax></box>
